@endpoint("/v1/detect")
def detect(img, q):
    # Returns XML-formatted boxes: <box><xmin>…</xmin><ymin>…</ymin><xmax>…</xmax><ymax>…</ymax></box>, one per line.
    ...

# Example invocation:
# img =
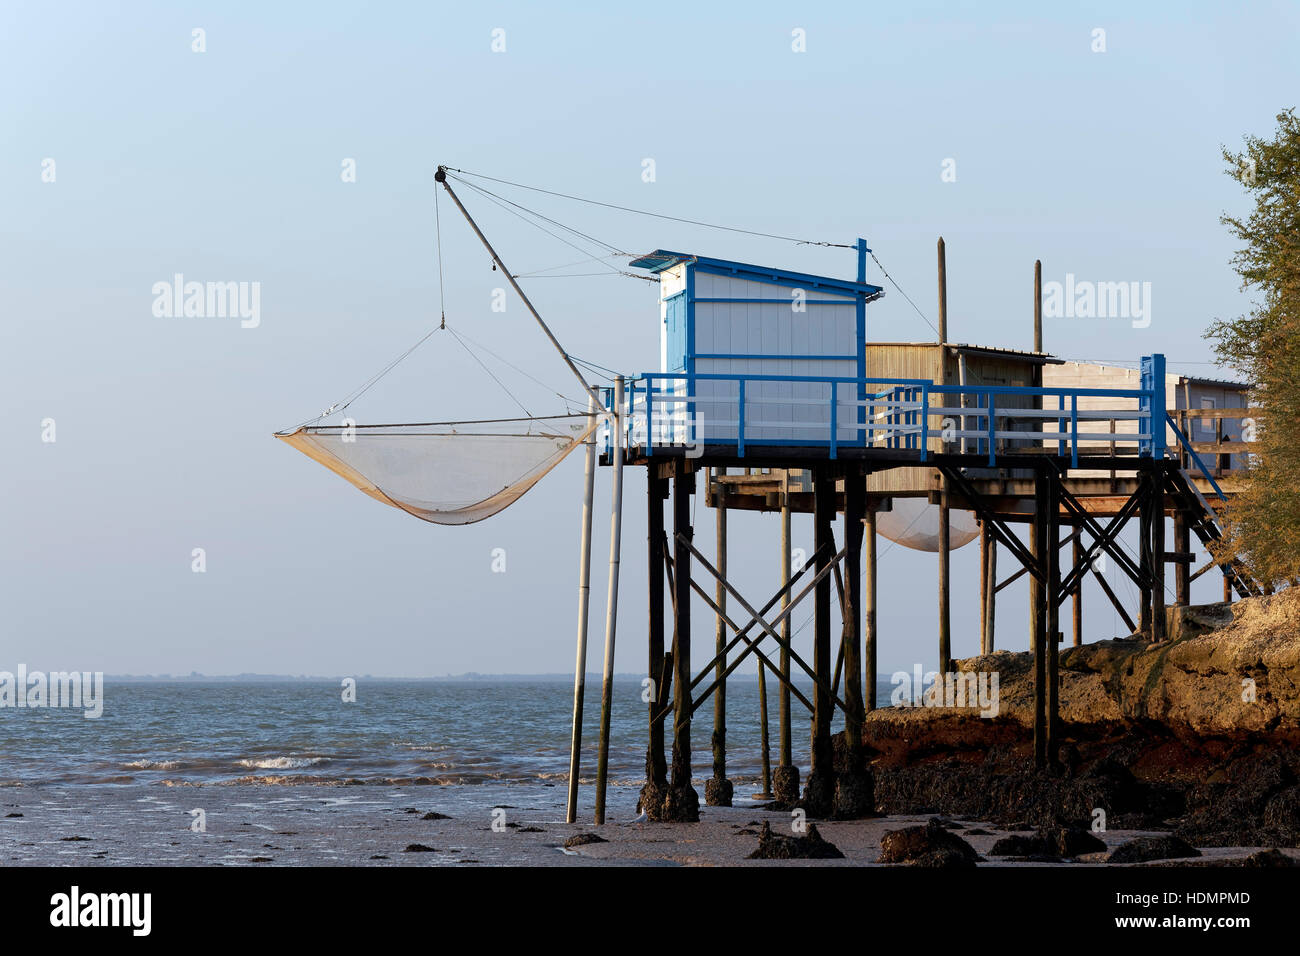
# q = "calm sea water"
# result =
<box><xmin>0</xmin><ymin>679</ymin><xmax>896</xmax><ymax>788</ymax></box>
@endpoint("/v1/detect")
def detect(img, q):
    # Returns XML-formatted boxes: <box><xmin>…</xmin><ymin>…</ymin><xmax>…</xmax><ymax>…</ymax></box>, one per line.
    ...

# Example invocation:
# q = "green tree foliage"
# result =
<box><xmin>1206</xmin><ymin>109</ymin><xmax>1300</xmax><ymax>585</ymax></box>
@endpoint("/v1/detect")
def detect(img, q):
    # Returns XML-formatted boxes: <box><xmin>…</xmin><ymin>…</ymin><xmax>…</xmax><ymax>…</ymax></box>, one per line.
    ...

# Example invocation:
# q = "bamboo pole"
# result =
<box><xmin>565</xmin><ymin>394</ymin><xmax>599</xmax><ymax>824</ymax></box>
<box><xmin>593</xmin><ymin>377</ymin><xmax>625</xmax><ymax>825</ymax></box>
<box><xmin>865</xmin><ymin>504</ymin><xmax>880</xmax><ymax>712</ymax></box>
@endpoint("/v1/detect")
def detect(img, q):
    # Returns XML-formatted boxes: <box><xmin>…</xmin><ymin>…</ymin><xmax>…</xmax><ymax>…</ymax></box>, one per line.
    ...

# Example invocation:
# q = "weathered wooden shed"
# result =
<box><xmin>862</xmin><ymin>342</ymin><xmax>1062</xmax><ymax>494</ymax></box>
<box><xmin>1042</xmin><ymin>361</ymin><xmax>1252</xmax><ymax>476</ymax></box>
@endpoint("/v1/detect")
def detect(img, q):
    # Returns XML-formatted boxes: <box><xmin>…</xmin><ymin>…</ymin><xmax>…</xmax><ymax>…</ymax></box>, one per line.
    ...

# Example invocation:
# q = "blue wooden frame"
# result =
<box><xmin>611</xmin><ymin>355</ymin><xmax>1168</xmax><ymax>466</ymax></box>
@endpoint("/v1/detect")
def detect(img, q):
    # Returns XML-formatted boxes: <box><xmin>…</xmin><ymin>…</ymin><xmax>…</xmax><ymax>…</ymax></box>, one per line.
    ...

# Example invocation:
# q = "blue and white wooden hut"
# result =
<box><xmin>625</xmin><ymin>248</ymin><xmax>884</xmax><ymax>453</ymax></box>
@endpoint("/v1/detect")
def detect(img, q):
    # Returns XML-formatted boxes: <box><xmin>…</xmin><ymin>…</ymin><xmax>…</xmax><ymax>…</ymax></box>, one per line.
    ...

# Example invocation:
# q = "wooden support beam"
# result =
<box><xmin>1092</xmin><ymin>563</ymin><xmax>1138</xmax><ymax>635</ymax></box>
<box><xmin>1045</xmin><ymin>469</ymin><xmax>1061</xmax><ymax>768</ymax></box>
<box><xmin>779</xmin><ymin>493</ymin><xmax>793</xmax><ymax>767</ymax></box>
<box><xmin>1174</xmin><ymin>510</ymin><xmax>1191</xmax><ymax>605</ymax></box>
<box><xmin>1072</xmin><ymin>529</ymin><xmax>1083</xmax><ymax>647</ymax></box>
<box><xmin>996</xmin><ymin>564</ymin><xmax>1030</xmax><ymax>594</ymax></box>
<box><xmin>644</xmin><ymin>472</ymin><xmax>668</xmax><ymax>800</ymax></box>
<box><xmin>669</xmin><ymin>472</ymin><xmax>698</xmax><ymax>818</ymax></box>
<box><xmin>1151</xmin><ymin>468</ymin><xmax>1166</xmax><ymax>642</ymax></box>
<box><xmin>1139</xmin><ymin>470</ymin><xmax>1154</xmax><ymax>639</ymax></box>
<box><xmin>939</xmin><ymin>481</ymin><xmax>952</xmax><ymax>674</ymax></box>
<box><xmin>1032</xmin><ymin>467</ymin><xmax>1049</xmax><ymax>769</ymax></box>
<box><xmin>979</xmin><ymin>520</ymin><xmax>989</xmax><ymax>651</ymax></box>
<box><xmin>807</xmin><ymin>471</ymin><xmax>836</xmax><ymax>814</ymax></box>
<box><xmin>983</xmin><ymin>523</ymin><xmax>997</xmax><ymax>654</ymax></box>
<box><xmin>1034</xmin><ymin>259</ymin><xmax>1043</xmax><ymax>353</ymax></box>
<box><xmin>673</xmin><ymin>535</ymin><xmax>849</xmax><ymax>713</ymax></box>
<box><xmin>708</xmin><ymin>475</ymin><xmax>730</xmax><ymax>805</ymax></box>
<box><xmin>843</xmin><ymin>474</ymin><xmax>866</xmax><ymax>770</ymax></box>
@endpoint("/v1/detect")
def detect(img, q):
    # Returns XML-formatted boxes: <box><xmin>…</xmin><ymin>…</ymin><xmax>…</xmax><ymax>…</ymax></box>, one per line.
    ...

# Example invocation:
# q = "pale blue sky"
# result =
<box><xmin>2</xmin><ymin>1</ymin><xmax>1295</xmax><ymax>676</ymax></box>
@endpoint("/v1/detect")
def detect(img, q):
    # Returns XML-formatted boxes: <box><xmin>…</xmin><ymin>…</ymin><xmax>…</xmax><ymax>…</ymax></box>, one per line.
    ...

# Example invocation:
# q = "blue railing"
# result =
<box><xmin>604</xmin><ymin>370</ymin><xmax>1165</xmax><ymax>466</ymax></box>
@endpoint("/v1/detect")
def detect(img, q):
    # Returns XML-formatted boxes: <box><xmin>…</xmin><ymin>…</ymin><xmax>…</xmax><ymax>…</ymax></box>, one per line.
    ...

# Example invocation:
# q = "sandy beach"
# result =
<box><xmin>3</xmin><ymin>782</ymin><xmax>1294</xmax><ymax>868</ymax></box>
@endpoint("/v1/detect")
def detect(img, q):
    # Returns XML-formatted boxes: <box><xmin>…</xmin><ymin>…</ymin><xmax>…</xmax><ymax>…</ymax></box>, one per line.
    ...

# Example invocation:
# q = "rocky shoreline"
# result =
<box><xmin>853</xmin><ymin>589</ymin><xmax>1300</xmax><ymax>850</ymax></box>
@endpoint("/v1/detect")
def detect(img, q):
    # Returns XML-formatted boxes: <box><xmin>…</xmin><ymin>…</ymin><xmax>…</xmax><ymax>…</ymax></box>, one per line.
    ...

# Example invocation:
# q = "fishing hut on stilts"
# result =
<box><xmin>275</xmin><ymin>166</ymin><xmax>1260</xmax><ymax>827</ymax></box>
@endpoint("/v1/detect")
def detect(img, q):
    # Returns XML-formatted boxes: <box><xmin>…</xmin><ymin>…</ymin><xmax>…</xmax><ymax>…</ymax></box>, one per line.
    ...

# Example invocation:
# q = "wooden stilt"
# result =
<box><xmin>983</xmin><ymin>525</ymin><xmax>997</xmax><ymax>654</ymax></box>
<box><xmin>1032</xmin><ymin>467</ymin><xmax>1049</xmax><ymax>769</ymax></box>
<box><xmin>1030</xmin><ymin>501</ymin><xmax>1043</xmax><ymax>659</ymax></box>
<box><xmin>979</xmin><ymin>521</ymin><xmax>989</xmax><ymax>653</ymax></box>
<box><xmin>1072</xmin><ymin>528</ymin><xmax>1083</xmax><ymax>647</ymax></box>
<box><xmin>806</xmin><ymin>471</ymin><xmax>835</xmax><ymax>814</ymax></box>
<box><xmin>565</xmin><ymin>395</ymin><xmax>599</xmax><ymax>824</ymax></box>
<box><xmin>864</xmin><ymin>504</ymin><xmax>878</xmax><ymax>713</ymax></box>
<box><xmin>1175</xmin><ymin>511</ymin><xmax>1191</xmax><ymax>606</ymax></box>
<box><xmin>1045</xmin><ymin>470</ymin><xmax>1061</xmax><ymax>768</ymax></box>
<box><xmin>843</xmin><ymin>474</ymin><xmax>866</xmax><ymax>765</ymax></box>
<box><xmin>1033</xmin><ymin>259</ymin><xmax>1043</xmax><ymax>353</ymax></box>
<box><xmin>593</xmin><ymin>377</ymin><xmax>625</xmax><ymax>825</ymax></box>
<box><xmin>1224</xmin><ymin>573</ymin><xmax>1233</xmax><ymax>604</ymax></box>
<box><xmin>779</xmin><ymin>488</ymin><xmax>792</xmax><ymax>765</ymax></box>
<box><xmin>645</xmin><ymin>472</ymin><xmax>667</xmax><ymax>802</ymax></box>
<box><xmin>937</xmin><ymin>237</ymin><xmax>951</xmax><ymax>675</ymax></box>
<box><xmin>668</xmin><ymin>470</ymin><xmax>699</xmax><ymax>819</ymax></box>
<box><xmin>1139</xmin><ymin>471</ymin><xmax>1154</xmax><ymax>640</ymax></box>
<box><xmin>773</xmin><ymin>481</ymin><xmax>798</xmax><ymax>804</ymax></box>
<box><xmin>1152</xmin><ymin>469</ymin><xmax>1166</xmax><ymax>642</ymax></box>
<box><xmin>706</xmin><ymin>474</ymin><xmax>731</xmax><ymax>806</ymax></box>
<box><xmin>755</xmin><ymin>665</ymin><xmax>772</xmax><ymax>799</ymax></box>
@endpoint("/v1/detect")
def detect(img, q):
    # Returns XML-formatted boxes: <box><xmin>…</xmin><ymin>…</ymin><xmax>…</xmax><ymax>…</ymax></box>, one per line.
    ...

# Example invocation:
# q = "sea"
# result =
<box><xmin>0</xmin><ymin>677</ymin><xmax>896</xmax><ymax>792</ymax></box>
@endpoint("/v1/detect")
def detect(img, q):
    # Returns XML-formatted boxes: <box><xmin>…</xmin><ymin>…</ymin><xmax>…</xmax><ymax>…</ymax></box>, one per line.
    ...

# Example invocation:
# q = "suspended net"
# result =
<box><xmin>876</xmin><ymin>496</ymin><xmax>980</xmax><ymax>552</ymax></box>
<box><xmin>276</xmin><ymin>415</ymin><xmax>597</xmax><ymax>525</ymax></box>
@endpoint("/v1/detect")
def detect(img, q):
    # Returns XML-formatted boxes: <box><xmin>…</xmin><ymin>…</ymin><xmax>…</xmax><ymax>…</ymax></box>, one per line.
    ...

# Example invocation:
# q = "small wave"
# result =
<box><xmin>123</xmin><ymin>759</ymin><xmax>182</xmax><ymax>770</ymax></box>
<box><xmin>236</xmin><ymin>756</ymin><xmax>328</xmax><ymax>770</ymax></box>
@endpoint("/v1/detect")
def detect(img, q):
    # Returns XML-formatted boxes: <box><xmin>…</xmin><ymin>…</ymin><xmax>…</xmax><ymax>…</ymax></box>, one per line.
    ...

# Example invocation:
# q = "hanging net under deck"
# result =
<box><xmin>276</xmin><ymin>415</ymin><xmax>597</xmax><ymax>525</ymax></box>
<box><xmin>876</xmin><ymin>496</ymin><xmax>980</xmax><ymax>552</ymax></box>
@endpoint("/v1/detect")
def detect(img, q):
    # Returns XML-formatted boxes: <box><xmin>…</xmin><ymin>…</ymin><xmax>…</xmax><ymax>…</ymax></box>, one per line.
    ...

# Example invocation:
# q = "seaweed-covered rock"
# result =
<box><xmin>1243</xmin><ymin>848</ymin><xmax>1298</xmax><ymax>867</ymax></box>
<box><xmin>832</xmin><ymin>769</ymin><xmax>875</xmax><ymax>819</ymax></box>
<box><xmin>878</xmin><ymin>818</ymin><xmax>981</xmax><ymax>866</ymax></box>
<box><xmin>1108</xmin><ymin>835</ymin><xmax>1201</xmax><ymax>864</ymax></box>
<box><xmin>563</xmin><ymin>833</ymin><xmax>607</xmax><ymax>848</ymax></box>
<box><xmin>747</xmin><ymin>821</ymin><xmax>844</xmax><ymax>860</ymax></box>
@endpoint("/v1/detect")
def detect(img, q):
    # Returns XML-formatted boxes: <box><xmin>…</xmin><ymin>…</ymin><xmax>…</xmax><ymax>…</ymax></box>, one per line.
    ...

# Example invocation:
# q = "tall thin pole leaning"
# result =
<box><xmin>565</xmin><ymin>394</ymin><xmax>599</xmax><ymax>824</ymax></box>
<box><xmin>594</xmin><ymin>377</ymin><xmax>626</xmax><ymax>824</ymax></box>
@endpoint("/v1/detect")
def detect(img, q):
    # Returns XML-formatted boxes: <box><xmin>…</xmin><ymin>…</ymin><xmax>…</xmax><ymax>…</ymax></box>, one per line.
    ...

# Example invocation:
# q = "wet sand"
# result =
<box><xmin>2</xmin><ymin>782</ymin><xmax>1291</xmax><ymax>867</ymax></box>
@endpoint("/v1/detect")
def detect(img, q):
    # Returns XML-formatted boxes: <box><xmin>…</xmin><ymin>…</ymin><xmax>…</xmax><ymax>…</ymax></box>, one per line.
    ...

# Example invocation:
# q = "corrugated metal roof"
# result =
<box><xmin>629</xmin><ymin>249</ymin><xmax>885</xmax><ymax>298</ymax></box>
<box><xmin>865</xmin><ymin>341</ymin><xmax>1065</xmax><ymax>364</ymax></box>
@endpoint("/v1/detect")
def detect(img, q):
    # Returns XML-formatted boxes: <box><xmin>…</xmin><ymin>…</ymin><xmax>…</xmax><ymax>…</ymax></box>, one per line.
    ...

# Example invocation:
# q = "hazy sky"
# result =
<box><xmin>3</xmin><ymin>1</ymin><xmax>1295</xmax><ymax>677</ymax></box>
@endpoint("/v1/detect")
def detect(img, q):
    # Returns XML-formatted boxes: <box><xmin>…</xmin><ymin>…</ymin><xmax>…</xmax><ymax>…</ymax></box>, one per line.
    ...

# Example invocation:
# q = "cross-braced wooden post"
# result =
<box><xmin>803</xmin><ymin>470</ymin><xmax>836</xmax><ymax>815</ymax></box>
<box><xmin>667</xmin><ymin>470</ymin><xmax>699</xmax><ymax>820</ymax></box>
<box><xmin>641</xmin><ymin>471</ymin><xmax>668</xmax><ymax>816</ymax></box>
